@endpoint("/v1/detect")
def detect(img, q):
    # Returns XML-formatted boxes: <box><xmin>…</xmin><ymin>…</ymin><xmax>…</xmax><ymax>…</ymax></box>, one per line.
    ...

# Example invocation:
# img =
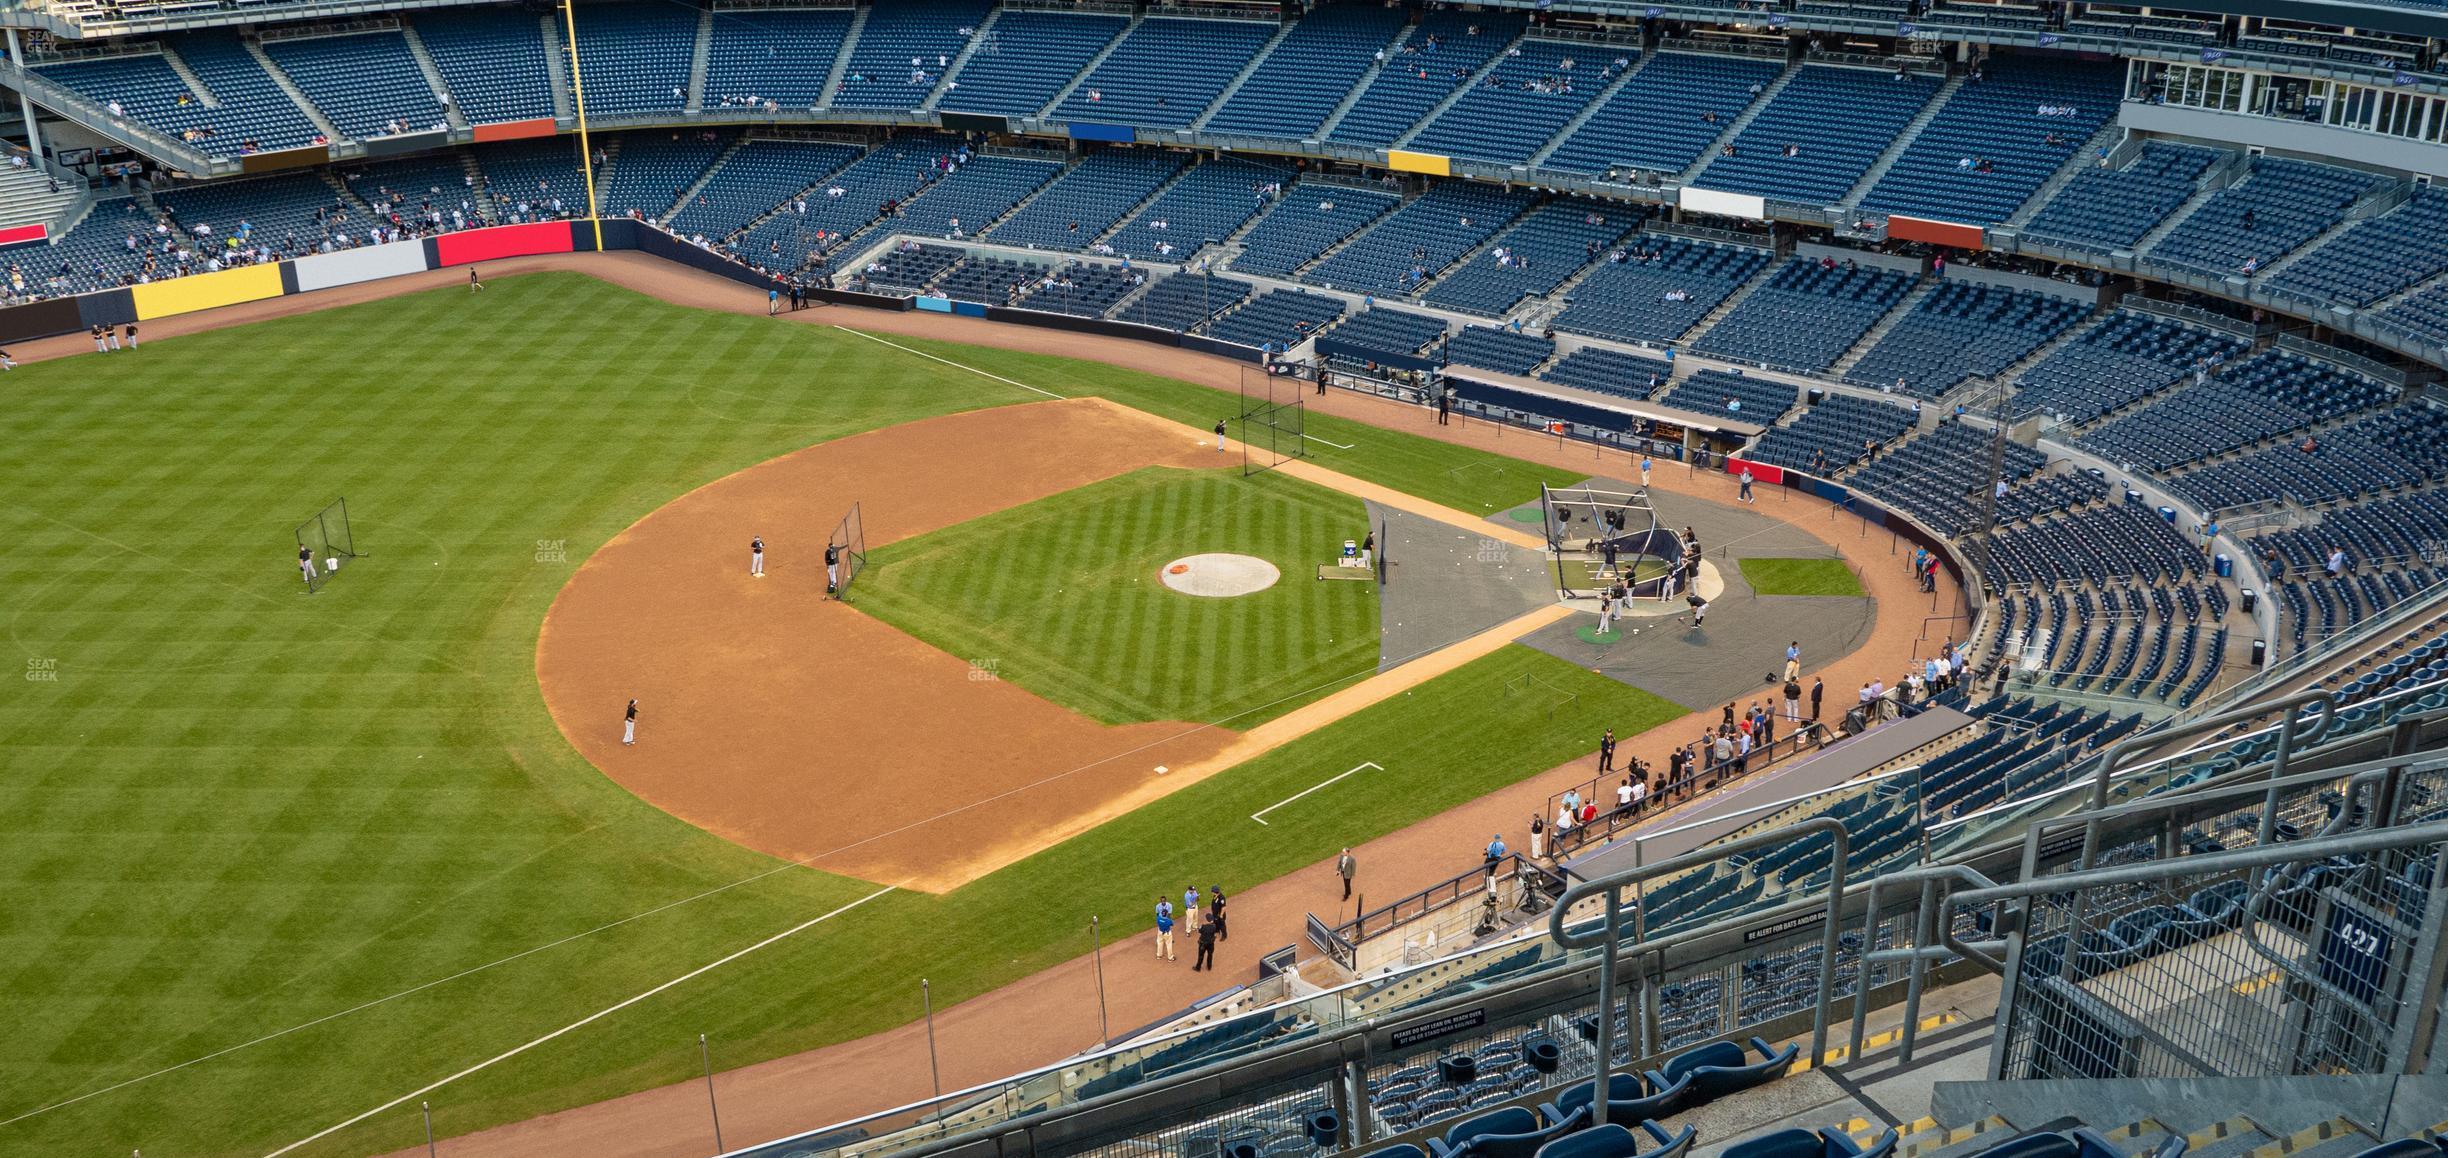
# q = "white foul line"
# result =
<box><xmin>1251</xmin><ymin>762</ymin><xmax>1383</xmax><ymax>825</ymax></box>
<box><xmin>1304</xmin><ymin>433</ymin><xmax>1356</xmax><ymax>450</ymax></box>
<box><xmin>832</xmin><ymin>325</ymin><xmax>1067</xmax><ymax>400</ymax></box>
<box><xmin>261</xmin><ymin>885</ymin><xmax>894</xmax><ymax>1158</ymax></box>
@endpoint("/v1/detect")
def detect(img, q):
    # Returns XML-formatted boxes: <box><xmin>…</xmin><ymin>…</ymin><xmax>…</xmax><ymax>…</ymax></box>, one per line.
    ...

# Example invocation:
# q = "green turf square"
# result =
<box><xmin>1737</xmin><ymin>557</ymin><xmax>1867</xmax><ymax>597</ymax></box>
<box><xmin>853</xmin><ymin>466</ymin><xmax>1380</xmax><ymax>725</ymax></box>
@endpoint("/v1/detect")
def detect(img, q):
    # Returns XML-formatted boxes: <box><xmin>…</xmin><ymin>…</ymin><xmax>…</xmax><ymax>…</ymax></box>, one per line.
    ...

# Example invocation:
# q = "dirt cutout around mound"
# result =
<box><xmin>536</xmin><ymin>396</ymin><xmax>1239</xmax><ymax>891</ymax></box>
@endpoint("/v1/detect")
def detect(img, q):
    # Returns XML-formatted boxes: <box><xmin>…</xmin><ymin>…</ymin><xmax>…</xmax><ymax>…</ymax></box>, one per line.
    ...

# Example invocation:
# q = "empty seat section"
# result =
<box><xmin>1545</xmin><ymin>52</ymin><xmax>1782</xmax><ymax>177</ymax></box>
<box><xmin>1660</xmin><ymin>368</ymin><xmax>1799</xmax><ymax>422</ymax></box>
<box><xmin>2263</xmin><ymin>186</ymin><xmax>2448</xmax><ymax>307</ymax></box>
<box><xmin>1206</xmin><ymin>287</ymin><xmax>1347</xmax><ymax>348</ymax></box>
<box><xmin>2009</xmin><ymin>311</ymin><xmax>2248</xmax><ymax>424</ymax></box>
<box><xmin>413</xmin><ymin>8</ymin><xmax>556</xmax><ymax>123</ymax></box>
<box><xmin>2021</xmin><ymin>143</ymin><xmax>2222</xmax><ymax>253</ymax></box>
<box><xmin>1017</xmin><ymin>262</ymin><xmax>1147</xmax><ymax>316</ymax></box>
<box><xmin>1202</xmin><ymin>5</ymin><xmax>1406</xmax><ymax>139</ymax></box>
<box><xmin>1327</xmin><ymin>11</ymin><xmax>1522</xmax><ymax>148</ymax></box>
<box><xmin>260</xmin><ymin>30</ymin><xmax>440</xmax><ymax>139</ymax></box>
<box><xmin>2148</xmin><ymin>156</ymin><xmax>2390</xmax><ymax>276</ymax></box>
<box><xmin>1052</xmin><ymin>17</ymin><xmax>1275</xmax><ymax>129</ymax></box>
<box><xmin>938</xmin><ymin>10</ymin><xmax>1125</xmax><ymax>117</ymax></box>
<box><xmin>1746</xmin><ymin>393</ymin><xmax>1917</xmax><ymax>473</ymax></box>
<box><xmin>988</xmin><ymin>149</ymin><xmax>1186</xmax><ymax>252</ymax></box>
<box><xmin>1104</xmin><ymin>157</ymin><xmax>1289</xmax><ymax>262</ymax></box>
<box><xmin>1444</xmin><ymin>325</ymin><xmax>1554</xmax><ymax>375</ymax></box>
<box><xmin>1858</xmin><ymin>58</ymin><xmax>2121</xmax><ymax>226</ymax></box>
<box><xmin>599</xmin><ymin>133</ymin><xmax>726</xmax><ymax>221</ymax></box>
<box><xmin>1694</xmin><ymin>258</ymin><xmax>1915</xmax><ymax>372</ymax></box>
<box><xmin>1231</xmin><ymin>183</ymin><xmax>1401</xmax><ymax>278</ymax></box>
<box><xmin>1405</xmin><ymin>40</ymin><xmax>1612</xmax><ymax>165</ymax></box>
<box><xmin>1848</xmin><ymin>422</ymin><xmax>2047</xmax><ymax>535</ymax></box>
<box><xmin>558</xmin><ymin>3</ymin><xmax>696</xmax><ymax>116</ymax></box>
<box><xmin>1118</xmin><ymin>271</ymin><xmax>1253</xmax><ymax>330</ymax></box>
<box><xmin>703</xmin><ymin>8</ymin><xmax>855</xmax><ymax>111</ymax></box>
<box><xmin>1326</xmin><ymin>306</ymin><xmax>1448</xmax><ymax>359</ymax></box>
<box><xmin>1693</xmin><ymin>66</ymin><xmax>1940</xmax><ymax>204</ymax></box>
<box><xmin>1541</xmin><ymin>346</ymin><xmax>1673</xmax><ymax>402</ymax></box>
<box><xmin>2078</xmin><ymin>349</ymin><xmax>2394</xmax><ymax>472</ymax></box>
<box><xmin>833</xmin><ymin>0</ymin><xmax>989</xmax><ymax>109</ymax></box>
<box><xmin>675</xmin><ymin>139</ymin><xmax>861</xmax><ymax>243</ymax></box>
<box><xmin>1843</xmin><ymin>281</ymin><xmax>2088</xmax><ymax>398</ymax></box>
<box><xmin>2168</xmin><ymin>404</ymin><xmax>2448</xmax><ymax>511</ymax></box>
<box><xmin>1302</xmin><ymin>182</ymin><xmax>1531</xmax><ymax>295</ymax></box>
<box><xmin>1551</xmin><ymin>236</ymin><xmax>1771</xmax><ymax>345</ymax></box>
<box><xmin>1422</xmin><ymin>200</ymin><xmax>1638</xmax><ymax>317</ymax></box>
<box><xmin>894</xmin><ymin>155</ymin><xmax>1061</xmax><ymax>240</ymax></box>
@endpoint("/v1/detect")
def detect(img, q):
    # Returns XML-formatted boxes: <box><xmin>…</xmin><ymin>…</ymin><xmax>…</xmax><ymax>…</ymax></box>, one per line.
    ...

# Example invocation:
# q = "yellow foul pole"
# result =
<box><xmin>561</xmin><ymin>0</ymin><xmax>605</xmax><ymax>251</ymax></box>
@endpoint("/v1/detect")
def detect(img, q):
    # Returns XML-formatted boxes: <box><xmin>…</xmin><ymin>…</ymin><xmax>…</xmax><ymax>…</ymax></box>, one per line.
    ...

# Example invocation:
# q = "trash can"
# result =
<box><xmin>1306</xmin><ymin>1111</ymin><xmax>1342</xmax><ymax>1148</ymax></box>
<box><xmin>2242</xmin><ymin>588</ymin><xmax>2257</xmax><ymax>614</ymax></box>
<box><xmin>2124</xmin><ymin>488</ymin><xmax>2144</xmax><ymax>506</ymax></box>
<box><xmin>2215</xmin><ymin>552</ymin><xmax>2233</xmax><ymax>578</ymax></box>
<box><xmin>2251</xmin><ymin>638</ymin><xmax>2268</xmax><ymax>666</ymax></box>
<box><xmin>2084</xmin><ymin>467</ymin><xmax>2107</xmax><ymax>483</ymax></box>
<box><xmin>2158</xmin><ymin>505</ymin><xmax>2178</xmax><ymax>524</ymax></box>
<box><xmin>1807</xmin><ymin>386</ymin><xmax>1826</xmax><ymax>408</ymax></box>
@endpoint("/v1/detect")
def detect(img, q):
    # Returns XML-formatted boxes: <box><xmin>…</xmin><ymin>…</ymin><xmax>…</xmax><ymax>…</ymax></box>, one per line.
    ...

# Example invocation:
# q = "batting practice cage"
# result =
<box><xmin>828</xmin><ymin>502</ymin><xmax>869</xmax><ymax>600</ymax></box>
<box><xmin>295</xmin><ymin>497</ymin><xmax>361</xmax><ymax>594</ymax></box>
<box><xmin>1537</xmin><ymin>483</ymin><xmax>1681</xmax><ymax>599</ymax></box>
<box><xmin>1237</xmin><ymin>365</ymin><xmax>1309</xmax><ymax>477</ymax></box>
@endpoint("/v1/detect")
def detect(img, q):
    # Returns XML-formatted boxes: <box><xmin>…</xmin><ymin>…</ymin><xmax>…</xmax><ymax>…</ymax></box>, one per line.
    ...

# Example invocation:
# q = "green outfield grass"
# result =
<box><xmin>1738</xmin><ymin>557</ymin><xmax>1867</xmax><ymax>598</ymax></box>
<box><xmin>856</xmin><ymin>467</ymin><xmax>1379</xmax><ymax>725</ymax></box>
<box><xmin>0</xmin><ymin>271</ymin><xmax>1609</xmax><ymax>1156</ymax></box>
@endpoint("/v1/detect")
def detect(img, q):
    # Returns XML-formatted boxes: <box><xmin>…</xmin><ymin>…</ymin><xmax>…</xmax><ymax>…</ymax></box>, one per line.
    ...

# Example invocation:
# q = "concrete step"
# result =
<box><xmin>923</xmin><ymin>4</ymin><xmax>1002</xmax><ymax>113</ymax></box>
<box><xmin>684</xmin><ymin>6</ymin><xmax>712</xmax><ymax>112</ymax></box>
<box><xmin>398</xmin><ymin>19</ymin><xmax>469</xmax><ymax>131</ymax></box>
<box><xmin>815</xmin><ymin>3</ymin><xmax>868</xmax><ymax>111</ymax></box>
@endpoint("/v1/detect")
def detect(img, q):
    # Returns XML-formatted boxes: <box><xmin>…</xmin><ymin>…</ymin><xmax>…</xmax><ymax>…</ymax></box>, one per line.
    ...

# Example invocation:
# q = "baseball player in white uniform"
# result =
<box><xmin>750</xmin><ymin>536</ymin><xmax>765</xmax><ymax>578</ymax></box>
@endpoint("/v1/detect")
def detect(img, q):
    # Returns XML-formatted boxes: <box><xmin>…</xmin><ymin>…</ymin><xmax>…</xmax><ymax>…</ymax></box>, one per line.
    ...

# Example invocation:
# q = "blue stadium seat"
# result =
<box><xmin>703</xmin><ymin>7</ymin><xmax>855</xmax><ymax>112</ymax></box>
<box><xmin>1545</xmin><ymin>52</ymin><xmax>1781</xmax><ymax>177</ymax></box>
<box><xmin>1693</xmin><ymin>66</ymin><xmax>1941</xmax><ymax>205</ymax></box>
<box><xmin>260</xmin><ymin>30</ymin><xmax>443</xmax><ymax>140</ymax></box>
<box><xmin>1844</xmin><ymin>281</ymin><xmax>2087</xmax><ymax>398</ymax></box>
<box><xmin>1203</xmin><ymin>4</ymin><xmax>1407</xmax><ymax>140</ymax></box>
<box><xmin>412</xmin><ymin>8</ymin><xmax>556</xmax><ymax>124</ymax></box>
<box><xmin>1694</xmin><ymin>257</ymin><xmax>1916</xmax><ymax>372</ymax></box>
<box><xmin>938</xmin><ymin>10</ymin><xmax>1125</xmax><ymax>117</ymax></box>
<box><xmin>1104</xmin><ymin>157</ymin><xmax>1290</xmax><ymax>263</ymax></box>
<box><xmin>1328</xmin><ymin>12</ymin><xmax>1524</xmax><ymax>148</ymax></box>
<box><xmin>1406</xmin><ymin>39</ymin><xmax>1612</xmax><ymax>166</ymax></box>
<box><xmin>833</xmin><ymin>0</ymin><xmax>989</xmax><ymax>109</ymax></box>
<box><xmin>987</xmin><ymin>149</ymin><xmax>1185</xmax><ymax>252</ymax></box>
<box><xmin>558</xmin><ymin>2</ymin><xmax>697</xmax><ymax>117</ymax></box>
<box><xmin>2022</xmin><ymin>142</ymin><xmax>2224</xmax><ymax>254</ymax></box>
<box><xmin>2148</xmin><ymin>156</ymin><xmax>2391</xmax><ymax>276</ymax></box>
<box><xmin>1233</xmin><ymin>182</ymin><xmax>1402</xmax><ymax>278</ymax></box>
<box><xmin>1552</xmin><ymin>236</ymin><xmax>1772</xmax><ymax>345</ymax></box>
<box><xmin>1051</xmin><ymin>16</ymin><xmax>1277</xmax><ymax>129</ymax></box>
<box><xmin>1303</xmin><ymin>182</ymin><xmax>1533</xmax><ymax>296</ymax></box>
<box><xmin>1858</xmin><ymin>59</ymin><xmax>2121</xmax><ymax>226</ymax></box>
<box><xmin>1423</xmin><ymin>200</ymin><xmax>1637</xmax><ymax>317</ymax></box>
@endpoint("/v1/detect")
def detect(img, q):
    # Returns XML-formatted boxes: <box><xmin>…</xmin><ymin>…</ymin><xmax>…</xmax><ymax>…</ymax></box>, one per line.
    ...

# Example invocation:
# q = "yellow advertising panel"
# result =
<box><xmin>130</xmin><ymin>264</ymin><xmax>287</xmax><ymax>320</ymax></box>
<box><xmin>1384</xmin><ymin>150</ymin><xmax>1453</xmax><ymax>177</ymax></box>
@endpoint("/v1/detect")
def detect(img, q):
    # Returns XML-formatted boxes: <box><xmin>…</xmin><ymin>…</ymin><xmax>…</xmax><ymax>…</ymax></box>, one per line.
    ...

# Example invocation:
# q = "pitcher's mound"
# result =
<box><xmin>1161</xmin><ymin>553</ymin><xmax>1280</xmax><ymax>597</ymax></box>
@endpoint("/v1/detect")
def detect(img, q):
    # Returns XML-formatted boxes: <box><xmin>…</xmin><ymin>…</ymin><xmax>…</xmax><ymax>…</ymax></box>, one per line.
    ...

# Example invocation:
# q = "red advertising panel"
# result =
<box><xmin>1885</xmin><ymin>215</ymin><xmax>1986</xmax><ymax>251</ymax></box>
<box><xmin>0</xmin><ymin>223</ymin><xmax>48</xmax><ymax>246</ymax></box>
<box><xmin>434</xmin><ymin>222</ymin><xmax>577</xmax><ymax>266</ymax></box>
<box><xmin>471</xmin><ymin>118</ymin><xmax>558</xmax><ymax>143</ymax></box>
<box><xmin>1727</xmin><ymin>457</ymin><xmax>1784</xmax><ymax>485</ymax></box>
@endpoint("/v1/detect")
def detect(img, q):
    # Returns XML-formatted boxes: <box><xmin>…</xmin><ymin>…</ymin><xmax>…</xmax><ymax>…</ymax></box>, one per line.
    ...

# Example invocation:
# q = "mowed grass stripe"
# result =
<box><xmin>856</xmin><ymin>467</ymin><xmax>1377</xmax><ymax>726</ymax></box>
<box><xmin>0</xmin><ymin>273</ymin><xmax>1615</xmax><ymax>1156</ymax></box>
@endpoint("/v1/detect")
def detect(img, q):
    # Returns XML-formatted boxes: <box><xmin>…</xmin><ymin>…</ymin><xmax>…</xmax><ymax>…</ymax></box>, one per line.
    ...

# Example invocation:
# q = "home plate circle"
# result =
<box><xmin>1160</xmin><ymin>553</ymin><xmax>1280</xmax><ymax>597</ymax></box>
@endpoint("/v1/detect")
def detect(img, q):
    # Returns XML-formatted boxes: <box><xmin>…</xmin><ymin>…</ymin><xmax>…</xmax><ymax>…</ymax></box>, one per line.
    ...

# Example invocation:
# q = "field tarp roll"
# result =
<box><xmin>129</xmin><ymin>263</ymin><xmax>285</xmax><ymax>320</ymax></box>
<box><xmin>0</xmin><ymin>295</ymin><xmax>89</xmax><ymax>343</ymax></box>
<box><xmin>292</xmin><ymin>239</ymin><xmax>433</xmax><ymax>292</ymax></box>
<box><xmin>433</xmin><ymin>221</ymin><xmax>578</xmax><ymax>266</ymax></box>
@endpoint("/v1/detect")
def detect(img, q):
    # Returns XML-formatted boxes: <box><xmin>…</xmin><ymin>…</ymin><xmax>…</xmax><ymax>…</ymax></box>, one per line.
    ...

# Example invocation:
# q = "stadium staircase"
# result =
<box><xmin>2254</xmin><ymin>183</ymin><xmax>2415</xmax><ymax>283</ymax></box>
<box><xmin>1037</xmin><ymin>11</ymin><xmax>1144</xmax><ymax>118</ymax></box>
<box><xmin>397</xmin><ymin>20</ymin><xmax>469</xmax><ymax>131</ymax></box>
<box><xmin>1192</xmin><ymin>17</ymin><xmax>1300</xmax><ymax>131</ymax></box>
<box><xmin>2133</xmin><ymin>155</ymin><xmax>2250</xmax><ymax>257</ymax></box>
<box><xmin>246</xmin><ymin>39</ymin><xmax>344</xmax><ymax>141</ymax></box>
<box><xmin>920</xmin><ymin>4</ymin><xmax>1000</xmax><ymax>112</ymax></box>
<box><xmin>2003</xmin><ymin>123</ymin><xmax>2123</xmax><ymax>229</ymax></box>
<box><xmin>683</xmin><ymin>6</ymin><xmax>711</xmax><ymax>112</ymax></box>
<box><xmin>1390</xmin><ymin>27</ymin><xmax>1527</xmax><ymax>150</ymax></box>
<box><xmin>1526</xmin><ymin>51</ymin><xmax>1658</xmax><ymax>169</ymax></box>
<box><xmin>1838</xmin><ymin>72</ymin><xmax>1965</xmax><ymax>209</ymax></box>
<box><xmin>1678</xmin><ymin>60</ymin><xmax>1799</xmax><ymax>184</ymax></box>
<box><xmin>540</xmin><ymin>12</ymin><xmax>572</xmax><ymax>120</ymax></box>
<box><xmin>814</xmin><ymin>4</ymin><xmax>867</xmax><ymax>112</ymax></box>
<box><xmin>1677</xmin><ymin>258</ymin><xmax>1787</xmax><ymax>346</ymax></box>
<box><xmin>1972</xmin><ymin>312</ymin><xmax>2103</xmax><ymax>403</ymax></box>
<box><xmin>1312</xmin><ymin>20</ymin><xmax>1418</xmax><ymax>141</ymax></box>
<box><xmin>0</xmin><ymin>164</ymin><xmax>89</xmax><ymax>234</ymax></box>
<box><xmin>158</xmin><ymin>41</ymin><xmax>223</xmax><ymax>109</ymax></box>
<box><xmin>662</xmin><ymin>134</ymin><xmax>748</xmax><ymax>225</ymax></box>
<box><xmin>1829</xmin><ymin>278</ymin><xmax>1941</xmax><ymax>380</ymax></box>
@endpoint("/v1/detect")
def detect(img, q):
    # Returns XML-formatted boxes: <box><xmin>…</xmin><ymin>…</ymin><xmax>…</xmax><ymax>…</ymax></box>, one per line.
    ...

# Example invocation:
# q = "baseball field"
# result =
<box><xmin>0</xmin><ymin>270</ymin><xmax>1692</xmax><ymax>1155</ymax></box>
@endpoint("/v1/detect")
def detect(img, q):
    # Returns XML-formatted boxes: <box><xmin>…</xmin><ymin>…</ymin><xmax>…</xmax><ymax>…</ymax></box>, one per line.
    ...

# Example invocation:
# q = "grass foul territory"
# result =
<box><xmin>855</xmin><ymin>466</ymin><xmax>1380</xmax><ymax>726</ymax></box>
<box><xmin>1739</xmin><ymin>556</ymin><xmax>1868</xmax><ymax>598</ymax></box>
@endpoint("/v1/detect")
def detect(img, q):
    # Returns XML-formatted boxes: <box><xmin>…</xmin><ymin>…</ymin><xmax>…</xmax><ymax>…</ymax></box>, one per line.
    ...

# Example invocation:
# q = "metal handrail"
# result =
<box><xmin>1548</xmin><ymin>816</ymin><xmax>1849</xmax><ymax>1125</ymax></box>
